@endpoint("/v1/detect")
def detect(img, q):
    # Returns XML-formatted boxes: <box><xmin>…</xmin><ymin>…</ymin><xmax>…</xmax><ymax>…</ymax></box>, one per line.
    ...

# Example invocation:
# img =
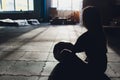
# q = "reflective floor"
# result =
<box><xmin>0</xmin><ymin>24</ymin><xmax>119</xmax><ymax>80</ymax></box>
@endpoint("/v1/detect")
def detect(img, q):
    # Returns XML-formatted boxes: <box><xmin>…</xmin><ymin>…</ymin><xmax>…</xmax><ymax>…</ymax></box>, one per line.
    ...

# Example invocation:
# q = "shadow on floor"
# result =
<box><xmin>0</xmin><ymin>24</ymin><xmax>49</xmax><ymax>44</ymax></box>
<box><xmin>0</xmin><ymin>24</ymin><xmax>49</xmax><ymax>60</ymax></box>
<box><xmin>105</xmin><ymin>28</ymin><xmax>120</xmax><ymax>55</ymax></box>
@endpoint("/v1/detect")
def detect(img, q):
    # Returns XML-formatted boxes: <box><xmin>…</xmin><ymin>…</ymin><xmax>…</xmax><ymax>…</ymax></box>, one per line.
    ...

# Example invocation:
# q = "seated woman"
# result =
<box><xmin>73</xmin><ymin>6</ymin><xmax>107</xmax><ymax>79</ymax></box>
<box><xmin>53</xmin><ymin>6</ymin><xmax>108</xmax><ymax>80</ymax></box>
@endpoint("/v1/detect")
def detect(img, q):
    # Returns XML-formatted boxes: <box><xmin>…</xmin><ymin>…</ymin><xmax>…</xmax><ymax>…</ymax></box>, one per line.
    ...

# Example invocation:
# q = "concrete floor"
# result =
<box><xmin>0</xmin><ymin>24</ymin><xmax>120</xmax><ymax>80</ymax></box>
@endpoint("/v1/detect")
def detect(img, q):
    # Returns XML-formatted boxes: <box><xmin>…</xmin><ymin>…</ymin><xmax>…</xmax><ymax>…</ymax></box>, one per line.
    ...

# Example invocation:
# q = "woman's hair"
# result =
<box><xmin>82</xmin><ymin>6</ymin><xmax>102</xmax><ymax>31</ymax></box>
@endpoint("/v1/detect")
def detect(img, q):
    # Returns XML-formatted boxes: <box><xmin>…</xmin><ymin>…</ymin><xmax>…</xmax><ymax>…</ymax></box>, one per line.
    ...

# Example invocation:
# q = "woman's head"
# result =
<box><xmin>82</xmin><ymin>6</ymin><xmax>102</xmax><ymax>31</ymax></box>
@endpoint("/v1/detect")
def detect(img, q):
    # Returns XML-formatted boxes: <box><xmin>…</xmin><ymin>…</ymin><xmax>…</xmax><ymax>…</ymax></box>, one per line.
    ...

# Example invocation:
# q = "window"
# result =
<box><xmin>58</xmin><ymin>0</ymin><xmax>71</xmax><ymax>10</ymax></box>
<box><xmin>0</xmin><ymin>0</ymin><xmax>2</xmax><ymax>11</ymax></box>
<box><xmin>51</xmin><ymin>0</ymin><xmax>82</xmax><ymax>11</ymax></box>
<box><xmin>2</xmin><ymin>0</ymin><xmax>14</xmax><ymax>11</ymax></box>
<box><xmin>51</xmin><ymin>0</ymin><xmax>57</xmax><ymax>8</ymax></box>
<box><xmin>28</xmin><ymin>0</ymin><xmax>34</xmax><ymax>10</ymax></box>
<box><xmin>72</xmin><ymin>0</ymin><xmax>81</xmax><ymax>11</ymax></box>
<box><xmin>0</xmin><ymin>0</ymin><xmax>34</xmax><ymax>11</ymax></box>
<box><xmin>15</xmin><ymin>0</ymin><xmax>28</xmax><ymax>11</ymax></box>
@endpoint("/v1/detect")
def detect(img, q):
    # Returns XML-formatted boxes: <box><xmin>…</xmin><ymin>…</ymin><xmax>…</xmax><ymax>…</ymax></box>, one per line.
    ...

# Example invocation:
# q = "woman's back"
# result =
<box><xmin>74</xmin><ymin>6</ymin><xmax>108</xmax><ymax>73</ymax></box>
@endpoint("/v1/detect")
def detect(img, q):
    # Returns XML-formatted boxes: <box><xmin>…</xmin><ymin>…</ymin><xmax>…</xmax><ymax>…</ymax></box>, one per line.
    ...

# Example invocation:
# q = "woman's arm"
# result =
<box><xmin>72</xmin><ymin>33</ymin><xmax>87</xmax><ymax>53</ymax></box>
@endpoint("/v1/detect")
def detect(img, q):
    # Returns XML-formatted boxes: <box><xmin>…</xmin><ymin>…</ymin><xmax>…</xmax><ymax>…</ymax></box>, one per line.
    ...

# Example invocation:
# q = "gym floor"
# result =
<box><xmin>0</xmin><ymin>24</ymin><xmax>119</xmax><ymax>80</ymax></box>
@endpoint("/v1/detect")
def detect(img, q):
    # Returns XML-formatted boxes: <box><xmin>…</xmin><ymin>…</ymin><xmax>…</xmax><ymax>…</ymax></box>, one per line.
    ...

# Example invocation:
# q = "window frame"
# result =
<box><xmin>0</xmin><ymin>0</ymin><xmax>34</xmax><ymax>12</ymax></box>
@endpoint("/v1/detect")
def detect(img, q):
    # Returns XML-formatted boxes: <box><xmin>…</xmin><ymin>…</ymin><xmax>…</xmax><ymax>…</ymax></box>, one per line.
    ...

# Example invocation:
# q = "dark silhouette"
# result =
<box><xmin>49</xmin><ymin>6</ymin><xmax>110</xmax><ymax>80</ymax></box>
<box><xmin>73</xmin><ymin>6</ymin><xmax>108</xmax><ymax>80</ymax></box>
<box><xmin>53</xmin><ymin>42</ymin><xmax>74</xmax><ymax>62</ymax></box>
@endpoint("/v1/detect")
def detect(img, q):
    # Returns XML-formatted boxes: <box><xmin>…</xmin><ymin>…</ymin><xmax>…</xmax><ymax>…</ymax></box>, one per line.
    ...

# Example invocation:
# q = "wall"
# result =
<box><xmin>0</xmin><ymin>11</ymin><xmax>36</xmax><ymax>20</ymax></box>
<box><xmin>46</xmin><ymin>0</ymin><xmax>51</xmax><ymax>21</ymax></box>
<box><xmin>113</xmin><ymin>0</ymin><xmax>120</xmax><ymax>18</ymax></box>
<box><xmin>83</xmin><ymin>0</ymin><xmax>115</xmax><ymax>25</ymax></box>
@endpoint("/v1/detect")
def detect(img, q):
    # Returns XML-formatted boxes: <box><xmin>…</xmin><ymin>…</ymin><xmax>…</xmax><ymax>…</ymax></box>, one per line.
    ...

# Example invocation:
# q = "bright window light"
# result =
<box><xmin>51</xmin><ymin>0</ymin><xmax>82</xmax><ymax>11</ymax></box>
<box><xmin>0</xmin><ymin>0</ymin><xmax>34</xmax><ymax>11</ymax></box>
<box><xmin>0</xmin><ymin>0</ymin><xmax>2</xmax><ymax>10</ymax></box>
<box><xmin>15</xmin><ymin>0</ymin><xmax>28</xmax><ymax>11</ymax></box>
<box><xmin>2</xmin><ymin>0</ymin><xmax>14</xmax><ymax>11</ymax></box>
<box><xmin>29</xmin><ymin>0</ymin><xmax>34</xmax><ymax>10</ymax></box>
<box><xmin>72</xmin><ymin>0</ymin><xmax>82</xmax><ymax>10</ymax></box>
<box><xmin>51</xmin><ymin>0</ymin><xmax>57</xmax><ymax>8</ymax></box>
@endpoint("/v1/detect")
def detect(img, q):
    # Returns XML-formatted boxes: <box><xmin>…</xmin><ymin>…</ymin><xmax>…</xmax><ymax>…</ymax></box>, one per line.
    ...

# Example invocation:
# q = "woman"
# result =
<box><xmin>52</xmin><ymin>6</ymin><xmax>108</xmax><ymax>80</ymax></box>
<box><xmin>73</xmin><ymin>6</ymin><xmax>108</xmax><ymax>79</ymax></box>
